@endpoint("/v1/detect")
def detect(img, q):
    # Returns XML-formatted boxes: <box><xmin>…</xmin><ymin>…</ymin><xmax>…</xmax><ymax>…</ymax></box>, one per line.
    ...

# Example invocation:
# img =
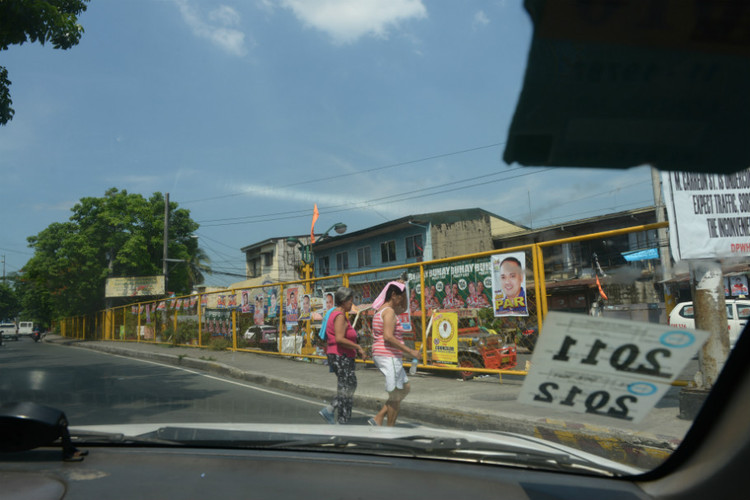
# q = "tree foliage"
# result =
<box><xmin>0</xmin><ymin>281</ymin><xmax>21</xmax><ymax>321</ymax></box>
<box><xmin>0</xmin><ymin>0</ymin><xmax>89</xmax><ymax>125</ymax></box>
<box><xmin>22</xmin><ymin>188</ymin><xmax>209</xmax><ymax>320</ymax></box>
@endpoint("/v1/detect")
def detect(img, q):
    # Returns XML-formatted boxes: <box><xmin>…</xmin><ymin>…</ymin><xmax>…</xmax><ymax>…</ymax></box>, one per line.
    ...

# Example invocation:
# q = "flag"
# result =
<box><xmin>310</xmin><ymin>204</ymin><xmax>319</xmax><ymax>243</ymax></box>
<box><xmin>596</xmin><ymin>275</ymin><xmax>608</xmax><ymax>300</ymax></box>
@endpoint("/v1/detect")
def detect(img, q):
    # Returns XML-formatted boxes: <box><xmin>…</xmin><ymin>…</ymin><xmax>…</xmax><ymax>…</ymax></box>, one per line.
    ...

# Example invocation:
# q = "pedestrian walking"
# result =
<box><xmin>319</xmin><ymin>286</ymin><xmax>367</xmax><ymax>424</ymax></box>
<box><xmin>369</xmin><ymin>281</ymin><xmax>420</xmax><ymax>427</ymax></box>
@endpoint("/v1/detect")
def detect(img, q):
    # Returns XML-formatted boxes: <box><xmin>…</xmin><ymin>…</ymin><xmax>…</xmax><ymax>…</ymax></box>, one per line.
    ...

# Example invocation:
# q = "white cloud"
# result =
<box><xmin>173</xmin><ymin>0</ymin><xmax>248</xmax><ymax>56</ymax></box>
<box><xmin>236</xmin><ymin>182</ymin><xmax>404</xmax><ymax>216</ymax></box>
<box><xmin>473</xmin><ymin>10</ymin><xmax>490</xmax><ymax>30</ymax></box>
<box><xmin>279</xmin><ymin>0</ymin><xmax>427</xmax><ymax>44</ymax></box>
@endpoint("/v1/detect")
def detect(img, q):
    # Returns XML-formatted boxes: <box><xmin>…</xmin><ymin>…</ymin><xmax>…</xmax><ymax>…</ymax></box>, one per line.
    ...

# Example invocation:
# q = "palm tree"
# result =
<box><xmin>186</xmin><ymin>247</ymin><xmax>211</xmax><ymax>288</ymax></box>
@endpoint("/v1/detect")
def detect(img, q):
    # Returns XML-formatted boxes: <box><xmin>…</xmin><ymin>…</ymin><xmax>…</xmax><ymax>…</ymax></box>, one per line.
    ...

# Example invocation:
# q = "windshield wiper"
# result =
<box><xmin>262</xmin><ymin>435</ymin><xmax>625</xmax><ymax>477</ymax></box>
<box><xmin>69</xmin><ymin>429</ymin><xmax>182</xmax><ymax>447</ymax></box>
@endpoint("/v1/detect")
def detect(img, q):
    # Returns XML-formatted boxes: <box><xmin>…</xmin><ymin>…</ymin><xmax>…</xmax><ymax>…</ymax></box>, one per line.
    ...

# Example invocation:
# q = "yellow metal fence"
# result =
<box><xmin>59</xmin><ymin>222</ymin><xmax>669</xmax><ymax>380</ymax></box>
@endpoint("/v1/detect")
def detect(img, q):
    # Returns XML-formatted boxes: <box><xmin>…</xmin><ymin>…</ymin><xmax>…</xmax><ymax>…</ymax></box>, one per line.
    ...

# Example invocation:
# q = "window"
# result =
<box><xmin>336</xmin><ymin>252</ymin><xmax>348</xmax><ymax>271</ymax></box>
<box><xmin>357</xmin><ymin>247</ymin><xmax>371</xmax><ymax>268</ymax></box>
<box><xmin>680</xmin><ymin>305</ymin><xmax>694</xmax><ymax>319</ymax></box>
<box><xmin>318</xmin><ymin>256</ymin><xmax>330</xmax><ymax>276</ymax></box>
<box><xmin>380</xmin><ymin>240</ymin><xmax>396</xmax><ymax>263</ymax></box>
<box><xmin>263</xmin><ymin>252</ymin><xmax>273</xmax><ymax>267</ymax></box>
<box><xmin>248</xmin><ymin>258</ymin><xmax>259</xmax><ymax>277</ymax></box>
<box><xmin>405</xmin><ymin>234</ymin><xmax>423</xmax><ymax>258</ymax></box>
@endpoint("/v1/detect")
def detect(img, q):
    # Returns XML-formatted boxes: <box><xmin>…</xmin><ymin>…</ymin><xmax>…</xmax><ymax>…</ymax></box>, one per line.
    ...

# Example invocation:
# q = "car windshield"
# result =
<box><xmin>1</xmin><ymin>0</ymin><xmax>747</xmax><ymax>479</ymax></box>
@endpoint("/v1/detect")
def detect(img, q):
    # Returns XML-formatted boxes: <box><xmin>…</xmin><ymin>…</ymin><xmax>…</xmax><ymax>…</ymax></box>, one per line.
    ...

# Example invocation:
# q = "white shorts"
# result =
<box><xmin>373</xmin><ymin>356</ymin><xmax>408</xmax><ymax>393</ymax></box>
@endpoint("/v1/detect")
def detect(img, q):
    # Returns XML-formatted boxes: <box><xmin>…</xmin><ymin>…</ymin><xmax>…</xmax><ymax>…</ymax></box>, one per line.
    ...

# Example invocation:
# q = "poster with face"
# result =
<box><xmin>324</xmin><ymin>291</ymin><xmax>335</xmax><ymax>311</ymax></box>
<box><xmin>285</xmin><ymin>287</ymin><xmax>299</xmax><ymax>325</ymax></box>
<box><xmin>491</xmin><ymin>252</ymin><xmax>529</xmax><ymax>317</ymax></box>
<box><xmin>406</xmin><ymin>259</ymin><xmax>492</xmax><ymax>313</ymax></box>
<box><xmin>729</xmin><ymin>275</ymin><xmax>749</xmax><ymax>296</ymax></box>
<box><xmin>254</xmin><ymin>295</ymin><xmax>265</xmax><ymax>325</ymax></box>
<box><xmin>300</xmin><ymin>294</ymin><xmax>312</xmax><ymax>321</ymax></box>
<box><xmin>241</xmin><ymin>290</ymin><xmax>251</xmax><ymax>313</ymax></box>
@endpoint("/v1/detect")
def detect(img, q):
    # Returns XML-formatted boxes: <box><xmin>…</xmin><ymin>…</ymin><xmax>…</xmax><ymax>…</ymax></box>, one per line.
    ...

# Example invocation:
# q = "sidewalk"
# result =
<box><xmin>46</xmin><ymin>335</ymin><xmax>692</xmax><ymax>469</ymax></box>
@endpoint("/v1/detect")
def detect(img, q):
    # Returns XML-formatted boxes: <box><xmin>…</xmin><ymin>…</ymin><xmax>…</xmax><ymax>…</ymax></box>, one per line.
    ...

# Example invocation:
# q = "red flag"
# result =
<box><xmin>596</xmin><ymin>275</ymin><xmax>608</xmax><ymax>300</ymax></box>
<box><xmin>310</xmin><ymin>204</ymin><xmax>319</xmax><ymax>243</ymax></box>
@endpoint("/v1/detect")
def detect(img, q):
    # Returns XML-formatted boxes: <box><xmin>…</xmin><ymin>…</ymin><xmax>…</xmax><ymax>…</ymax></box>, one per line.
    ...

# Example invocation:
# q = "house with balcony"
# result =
<box><xmin>232</xmin><ymin>235</ymin><xmax>314</xmax><ymax>289</ymax></box>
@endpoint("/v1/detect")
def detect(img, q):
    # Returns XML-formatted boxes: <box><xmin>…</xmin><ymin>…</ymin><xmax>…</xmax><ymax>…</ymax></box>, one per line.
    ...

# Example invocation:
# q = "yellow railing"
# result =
<box><xmin>59</xmin><ymin>222</ymin><xmax>670</xmax><ymax>380</ymax></box>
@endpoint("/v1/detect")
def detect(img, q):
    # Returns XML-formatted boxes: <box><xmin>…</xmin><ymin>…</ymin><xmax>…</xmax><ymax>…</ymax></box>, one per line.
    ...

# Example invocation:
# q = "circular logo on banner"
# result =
<box><xmin>628</xmin><ymin>382</ymin><xmax>658</xmax><ymax>397</ymax></box>
<box><xmin>438</xmin><ymin>319</ymin><xmax>454</xmax><ymax>340</ymax></box>
<box><xmin>660</xmin><ymin>330</ymin><xmax>695</xmax><ymax>348</ymax></box>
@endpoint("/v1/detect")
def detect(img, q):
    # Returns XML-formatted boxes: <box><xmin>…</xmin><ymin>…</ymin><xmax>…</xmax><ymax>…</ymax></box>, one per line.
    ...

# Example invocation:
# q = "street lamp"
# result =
<box><xmin>286</xmin><ymin>222</ymin><xmax>346</xmax><ymax>355</ymax></box>
<box><xmin>285</xmin><ymin>222</ymin><xmax>347</xmax><ymax>272</ymax></box>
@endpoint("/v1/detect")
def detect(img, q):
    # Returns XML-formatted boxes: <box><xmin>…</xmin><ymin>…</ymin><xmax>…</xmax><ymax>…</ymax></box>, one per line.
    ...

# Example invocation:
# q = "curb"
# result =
<box><xmin>64</xmin><ymin>339</ymin><xmax>677</xmax><ymax>469</ymax></box>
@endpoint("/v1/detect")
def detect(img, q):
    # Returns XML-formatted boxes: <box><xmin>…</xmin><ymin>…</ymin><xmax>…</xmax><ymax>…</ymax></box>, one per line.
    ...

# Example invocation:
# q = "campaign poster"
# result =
<box><xmin>728</xmin><ymin>275</ymin><xmax>749</xmax><ymax>297</ymax></box>
<box><xmin>431</xmin><ymin>312</ymin><xmax>458</xmax><ymax>364</ymax></box>
<box><xmin>285</xmin><ymin>287</ymin><xmax>300</xmax><ymax>325</ymax></box>
<box><xmin>299</xmin><ymin>294</ymin><xmax>312</xmax><ymax>321</ymax></box>
<box><xmin>227</xmin><ymin>294</ymin><xmax>237</xmax><ymax>309</ymax></box>
<box><xmin>399</xmin><ymin>284</ymin><xmax>412</xmax><ymax>332</ymax></box>
<box><xmin>323</xmin><ymin>291</ymin><xmax>335</xmax><ymax>311</ymax></box>
<box><xmin>267</xmin><ymin>289</ymin><xmax>279</xmax><ymax>318</ymax></box>
<box><xmin>254</xmin><ymin>295</ymin><xmax>265</xmax><ymax>325</ymax></box>
<box><xmin>491</xmin><ymin>252</ymin><xmax>529</xmax><ymax>317</ymax></box>
<box><xmin>241</xmin><ymin>290</ymin><xmax>251</xmax><ymax>313</ymax></box>
<box><xmin>407</xmin><ymin>258</ymin><xmax>492</xmax><ymax>313</ymax></box>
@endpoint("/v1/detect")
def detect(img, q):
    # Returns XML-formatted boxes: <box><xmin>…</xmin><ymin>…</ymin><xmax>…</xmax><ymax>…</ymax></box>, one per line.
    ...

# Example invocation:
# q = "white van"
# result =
<box><xmin>669</xmin><ymin>299</ymin><xmax>750</xmax><ymax>349</ymax></box>
<box><xmin>18</xmin><ymin>321</ymin><xmax>35</xmax><ymax>337</ymax></box>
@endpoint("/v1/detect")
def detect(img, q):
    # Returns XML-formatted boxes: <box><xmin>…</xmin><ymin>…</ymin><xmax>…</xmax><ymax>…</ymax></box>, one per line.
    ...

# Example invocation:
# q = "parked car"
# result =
<box><xmin>0</xmin><ymin>322</ymin><xmax>19</xmax><ymax>342</ymax></box>
<box><xmin>669</xmin><ymin>299</ymin><xmax>750</xmax><ymax>349</ymax></box>
<box><xmin>243</xmin><ymin>325</ymin><xmax>279</xmax><ymax>351</ymax></box>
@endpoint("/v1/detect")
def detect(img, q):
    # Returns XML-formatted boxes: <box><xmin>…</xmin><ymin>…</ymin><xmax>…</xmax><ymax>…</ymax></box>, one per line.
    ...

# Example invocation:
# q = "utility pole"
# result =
<box><xmin>163</xmin><ymin>192</ymin><xmax>170</xmax><ymax>296</ymax></box>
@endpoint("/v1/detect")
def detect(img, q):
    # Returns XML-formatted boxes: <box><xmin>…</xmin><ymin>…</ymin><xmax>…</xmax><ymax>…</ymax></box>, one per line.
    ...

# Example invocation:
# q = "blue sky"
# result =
<box><xmin>0</xmin><ymin>0</ymin><xmax>654</xmax><ymax>286</ymax></box>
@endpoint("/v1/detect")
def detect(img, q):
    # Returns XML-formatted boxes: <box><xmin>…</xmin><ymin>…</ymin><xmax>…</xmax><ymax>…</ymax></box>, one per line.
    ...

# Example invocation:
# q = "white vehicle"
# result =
<box><xmin>0</xmin><ymin>322</ymin><xmax>18</xmax><ymax>342</ymax></box>
<box><xmin>18</xmin><ymin>321</ymin><xmax>35</xmax><ymax>337</ymax></box>
<box><xmin>669</xmin><ymin>300</ymin><xmax>750</xmax><ymax>348</ymax></box>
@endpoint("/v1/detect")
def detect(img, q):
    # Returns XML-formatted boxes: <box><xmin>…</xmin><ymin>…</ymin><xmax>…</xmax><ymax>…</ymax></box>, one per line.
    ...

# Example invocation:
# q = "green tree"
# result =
<box><xmin>22</xmin><ymin>188</ymin><xmax>209</xmax><ymax>318</ymax></box>
<box><xmin>0</xmin><ymin>281</ymin><xmax>21</xmax><ymax>321</ymax></box>
<box><xmin>0</xmin><ymin>0</ymin><xmax>89</xmax><ymax>125</ymax></box>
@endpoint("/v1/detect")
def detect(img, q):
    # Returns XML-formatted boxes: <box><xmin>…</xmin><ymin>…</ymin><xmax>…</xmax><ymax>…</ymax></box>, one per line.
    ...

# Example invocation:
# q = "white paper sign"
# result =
<box><xmin>662</xmin><ymin>169</ymin><xmax>750</xmax><ymax>261</ymax></box>
<box><xmin>518</xmin><ymin>312</ymin><xmax>709</xmax><ymax>423</ymax></box>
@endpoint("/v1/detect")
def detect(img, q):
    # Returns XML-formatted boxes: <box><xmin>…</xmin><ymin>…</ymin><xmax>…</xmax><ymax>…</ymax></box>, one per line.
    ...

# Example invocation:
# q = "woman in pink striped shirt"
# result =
<box><xmin>370</xmin><ymin>281</ymin><xmax>420</xmax><ymax>427</ymax></box>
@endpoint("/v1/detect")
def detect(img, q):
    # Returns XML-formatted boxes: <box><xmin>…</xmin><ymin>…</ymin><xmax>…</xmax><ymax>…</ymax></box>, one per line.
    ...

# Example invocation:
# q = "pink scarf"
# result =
<box><xmin>373</xmin><ymin>281</ymin><xmax>406</xmax><ymax>310</ymax></box>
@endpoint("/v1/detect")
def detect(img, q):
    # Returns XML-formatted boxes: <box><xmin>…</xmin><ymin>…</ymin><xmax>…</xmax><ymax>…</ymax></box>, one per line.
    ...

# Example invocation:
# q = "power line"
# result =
<box><xmin>183</xmin><ymin>141</ymin><xmax>505</xmax><ymax>205</ymax></box>
<box><xmin>200</xmin><ymin>167</ymin><xmax>550</xmax><ymax>227</ymax></box>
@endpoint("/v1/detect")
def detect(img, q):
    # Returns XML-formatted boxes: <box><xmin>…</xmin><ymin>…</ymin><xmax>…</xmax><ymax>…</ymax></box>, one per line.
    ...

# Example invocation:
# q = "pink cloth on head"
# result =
<box><xmin>373</xmin><ymin>281</ymin><xmax>406</xmax><ymax>311</ymax></box>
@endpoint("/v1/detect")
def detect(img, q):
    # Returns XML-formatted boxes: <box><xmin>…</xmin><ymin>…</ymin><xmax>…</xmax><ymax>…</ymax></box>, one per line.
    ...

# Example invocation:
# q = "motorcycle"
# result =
<box><xmin>31</xmin><ymin>331</ymin><xmax>41</xmax><ymax>342</ymax></box>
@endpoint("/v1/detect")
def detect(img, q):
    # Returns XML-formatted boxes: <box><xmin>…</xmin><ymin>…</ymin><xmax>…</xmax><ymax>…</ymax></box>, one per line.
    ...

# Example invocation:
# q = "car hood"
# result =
<box><xmin>68</xmin><ymin>422</ymin><xmax>643</xmax><ymax>476</ymax></box>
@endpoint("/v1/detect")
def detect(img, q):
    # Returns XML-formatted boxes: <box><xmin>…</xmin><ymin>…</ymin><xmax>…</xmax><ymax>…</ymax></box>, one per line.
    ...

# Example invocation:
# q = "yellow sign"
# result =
<box><xmin>432</xmin><ymin>312</ymin><xmax>458</xmax><ymax>364</ymax></box>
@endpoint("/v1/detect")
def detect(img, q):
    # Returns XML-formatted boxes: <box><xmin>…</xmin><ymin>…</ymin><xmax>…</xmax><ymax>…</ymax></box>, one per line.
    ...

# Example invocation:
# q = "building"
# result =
<box><xmin>312</xmin><ymin>208</ymin><xmax>527</xmax><ymax>285</ymax></box>
<box><xmin>232</xmin><ymin>235</ymin><xmax>314</xmax><ymax>289</ymax></box>
<box><xmin>494</xmin><ymin>206</ymin><xmax>664</xmax><ymax>320</ymax></box>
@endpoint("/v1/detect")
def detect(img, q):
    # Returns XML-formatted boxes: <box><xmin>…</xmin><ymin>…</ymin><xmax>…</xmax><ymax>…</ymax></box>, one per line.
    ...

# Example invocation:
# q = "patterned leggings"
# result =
<box><xmin>327</xmin><ymin>354</ymin><xmax>357</xmax><ymax>423</ymax></box>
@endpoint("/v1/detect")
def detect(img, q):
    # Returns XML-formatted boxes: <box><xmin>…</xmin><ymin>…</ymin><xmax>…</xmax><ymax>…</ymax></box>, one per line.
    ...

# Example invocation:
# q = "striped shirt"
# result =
<box><xmin>372</xmin><ymin>307</ymin><xmax>403</xmax><ymax>359</ymax></box>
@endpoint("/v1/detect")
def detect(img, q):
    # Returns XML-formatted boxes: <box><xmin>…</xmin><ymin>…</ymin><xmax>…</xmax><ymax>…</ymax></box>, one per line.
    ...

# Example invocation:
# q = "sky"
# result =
<box><xmin>0</xmin><ymin>0</ymin><xmax>654</xmax><ymax>287</ymax></box>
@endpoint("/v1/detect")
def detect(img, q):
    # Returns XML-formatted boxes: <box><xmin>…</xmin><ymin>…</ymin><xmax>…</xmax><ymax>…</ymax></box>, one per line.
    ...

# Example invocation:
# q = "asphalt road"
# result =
<box><xmin>0</xmin><ymin>338</ymin><xmax>341</xmax><ymax>426</ymax></box>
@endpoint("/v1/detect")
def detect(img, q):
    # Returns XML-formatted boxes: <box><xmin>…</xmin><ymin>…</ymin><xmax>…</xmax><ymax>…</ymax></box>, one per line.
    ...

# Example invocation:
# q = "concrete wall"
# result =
<box><xmin>431</xmin><ymin>216</ymin><xmax>493</xmax><ymax>259</ymax></box>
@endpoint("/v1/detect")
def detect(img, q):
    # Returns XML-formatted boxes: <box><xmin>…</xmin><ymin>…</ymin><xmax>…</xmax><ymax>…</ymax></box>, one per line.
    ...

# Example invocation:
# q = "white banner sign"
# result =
<box><xmin>662</xmin><ymin>169</ymin><xmax>750</xmax><ymax>261</ymax></box>
<box><xmin>518</xmin><ymin>312</ymin><xmax>709</xmax><ymax>423</ymax></box>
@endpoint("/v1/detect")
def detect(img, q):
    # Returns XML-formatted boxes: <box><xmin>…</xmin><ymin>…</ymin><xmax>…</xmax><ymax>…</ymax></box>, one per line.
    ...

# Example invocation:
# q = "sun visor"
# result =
<box><xmin>503</xmin><ymin>0</ymin><xmax>750</xmax><ymax>174</ymax></box>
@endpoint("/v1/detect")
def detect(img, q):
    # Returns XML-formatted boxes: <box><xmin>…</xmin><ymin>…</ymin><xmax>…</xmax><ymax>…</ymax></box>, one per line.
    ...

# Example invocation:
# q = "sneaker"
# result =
<box><xmin>318</xmin><ymin>407</ymin><xmax>336</xmax><ymax>425</ymax></box>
